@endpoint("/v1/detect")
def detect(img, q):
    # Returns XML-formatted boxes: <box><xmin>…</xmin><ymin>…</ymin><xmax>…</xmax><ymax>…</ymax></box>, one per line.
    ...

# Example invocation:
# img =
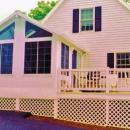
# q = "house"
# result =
<box><xmin>0</xmin><ymin>0</ymin><xmax>129</xmax><ymax>129</ymax></box>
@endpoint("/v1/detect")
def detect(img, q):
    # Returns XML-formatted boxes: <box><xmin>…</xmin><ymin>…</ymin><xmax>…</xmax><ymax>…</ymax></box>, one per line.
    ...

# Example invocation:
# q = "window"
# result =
<box><xmin>24</xmin><ymin>41</ymin><xmax>51</xmax><ymax>74</ymax></box>
<box><xmin>0</xmin><ymin>22</ymin><xmax>15</xmax><ymax>40</ymax></box>
<box><xmin>25</xmin><ymin>21</ymin><xmax>52</xmax><ymax>38</ymax></box>
<box><xmin>116</xmin><ymin>53</ymin><xmax>130</xmax><ymax>68</ymax></box>
<box><xmin>81</xmin><ymin>8</ymin><xmax>93</xmax><ymax>31</ymax></box>
<box><xmin>0</xmin><ymin>44</ymin><xmax>13</xmax><ymax>74</ymax></box>
<box><xmin>72</xmin><ymin>50</ymin><xmax>77</xmax><ymax>69</ymax></box>
<box><xmin>73</xmin><ymin>6</ymin><xmax>102</xmax><ymax>33</ymax></box>
<box><xmin>77</xmin><ymin>53</ymin><xmax>81</xmax><ymax>69</ymax></box>
<box><xmin>61</xmin><ymin>43</ymin><xmax>69</xmax><ymax>69</ymax></box>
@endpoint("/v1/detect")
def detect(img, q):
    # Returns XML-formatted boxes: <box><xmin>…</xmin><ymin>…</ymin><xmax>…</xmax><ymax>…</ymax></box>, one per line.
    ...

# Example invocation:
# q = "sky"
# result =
<box><xmin>0</xmin><ymin>0</ymin><xmax>41</xmax><ymax>21</ymax></box>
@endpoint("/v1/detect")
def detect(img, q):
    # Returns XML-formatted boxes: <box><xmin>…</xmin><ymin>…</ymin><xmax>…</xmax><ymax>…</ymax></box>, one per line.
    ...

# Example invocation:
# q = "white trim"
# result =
<box><xmin>25</xmin><ymin>37</ymin><xmax>52</xmax><ymax>42</ymax></box>
<box><xmin>26</xmin><ymin>30</ymin><xmax>36</xmax><ymax>38</ymax></box>
<box><xmin>0</xmin><ymin>40</ymin><xmax>14</xmax><ymax>44</ymax></box>
<box><xmin>79</xmin><ymin>7</ymin><xmax>95</xmax><ymax>32</ymax></box>
<box><xmin>118</xmin><ymin>0</ymin><xmax>130</xmax><ymax>11</ymax></box>
<box><xmin>0</xmin><ymin>21</ymin><xmax>15</xmax><ymax>31</ymax></box>
<box><xmin>54</xmin><ymin>34</ymin><xmax>87</xmax><ymax>54</ymax></box>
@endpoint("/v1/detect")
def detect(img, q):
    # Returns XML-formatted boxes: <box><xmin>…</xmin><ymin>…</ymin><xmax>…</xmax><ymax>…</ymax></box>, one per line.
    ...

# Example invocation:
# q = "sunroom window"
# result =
<box><xmin>25</xmin><ymin>21</ymin><xmax>52</xmax><ymax>38</ymax></box>
<box><xmin>0</xmin><ymin>22</ymin><xmax>15</xmax><ymax>40</ymax></box>
<box><xmin>24</xmin><ymin>41</ymin><xmax>51</xmax><ymax>74</ymax></box>
<box><xmin>81</xmin><ymin>8</ymin><xmax>93</xmax><ymax>31</ymax></box>
<box><xmin>0</xmin><ymin>43</ymin><xmax>13</xmax><ymax>74</ymax></box>
<box><xmin>61</xmin><ymin>43</ymin><xmax>69</xmax><ymax>69</ymax></box>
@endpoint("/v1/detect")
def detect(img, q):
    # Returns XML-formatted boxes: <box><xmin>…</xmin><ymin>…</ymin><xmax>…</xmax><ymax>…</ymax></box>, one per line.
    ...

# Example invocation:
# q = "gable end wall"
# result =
<box><xmin>43</xmin><ymin>0</ymin><xmax>130</xmax><ymax>68</ymax></box>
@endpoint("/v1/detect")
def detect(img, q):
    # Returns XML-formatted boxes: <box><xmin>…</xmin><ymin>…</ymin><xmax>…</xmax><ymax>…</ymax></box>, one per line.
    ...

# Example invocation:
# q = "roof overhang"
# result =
<box><xmin>0</xmin><ymin>10</ymin><xmax>87</xmax><ymax>54</ymax></box>
<box><xmin>54</xmin><ymin>33</ymin><xmax>87</xmax><ymax>54</ymax></box>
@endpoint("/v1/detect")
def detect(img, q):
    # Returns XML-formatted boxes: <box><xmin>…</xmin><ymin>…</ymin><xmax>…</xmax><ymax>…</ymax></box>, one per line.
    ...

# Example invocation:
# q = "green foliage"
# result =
<box><xmin>124</xmin><ymin>0</ymin><xmax>130</xmax><ymax>3</ymax></box>
<box><xmin>28</xmin><ymin>0</ymin><xmax>58</xmax><ymax>21</ymax></box>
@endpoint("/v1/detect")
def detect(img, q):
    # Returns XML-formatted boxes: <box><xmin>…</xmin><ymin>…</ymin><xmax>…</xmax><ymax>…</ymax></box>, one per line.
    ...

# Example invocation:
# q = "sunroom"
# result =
<box><xmin>0</xmin><ymin>11</ymin><xmax>85</xmax><ymax>97</ymax></box>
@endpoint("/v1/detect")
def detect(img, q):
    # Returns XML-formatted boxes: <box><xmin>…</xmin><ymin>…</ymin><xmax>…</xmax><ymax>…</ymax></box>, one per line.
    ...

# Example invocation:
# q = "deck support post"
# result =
<box><xmin>15</xmin><ymin>98</ymin><xmax>20</xmax><ymax>111</ymax></box>
<box><xmin>54</xmin><ymin>99</ymin><xmax>58</xmax><ymax>119</ymax></box>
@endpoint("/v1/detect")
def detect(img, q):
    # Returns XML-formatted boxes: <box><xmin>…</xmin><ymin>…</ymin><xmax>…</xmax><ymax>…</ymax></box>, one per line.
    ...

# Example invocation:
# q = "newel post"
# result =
<box><xmin>106</xmin><ymin>68</ymin><xmax>110</xmax><ymax>94</ymax></box>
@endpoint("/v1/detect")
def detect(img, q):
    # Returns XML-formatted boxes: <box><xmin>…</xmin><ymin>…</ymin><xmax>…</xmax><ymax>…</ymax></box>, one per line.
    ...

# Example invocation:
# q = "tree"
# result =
<box><xmin>124</xmin><ymin>0</ymin><xmax>130</xmax><ymax>3</ymax></box>
<box><xmin>28</xmin><ymin>0</ymin><xmax>58</xmax><ymax>21</ymax></box>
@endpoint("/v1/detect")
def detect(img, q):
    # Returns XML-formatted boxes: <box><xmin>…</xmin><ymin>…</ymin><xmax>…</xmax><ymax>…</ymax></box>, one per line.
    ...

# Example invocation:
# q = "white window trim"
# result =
<box><xmin>25</xmin><ymin>37</ymin><xmax>52</xmax><ymax>42</ymax></box>
<box><xmin>24</xmin><ymin>40</ymin><xmax>52</xmax><ymax>75</ymax></box>
<box><xmin>0</xmin><ymin>42</ymin><xmax>14</xmax><ymax>75</ymax></box>
<box><xmin>79</xmin><ymin>7</ymin><xmax>95</xmax><ymax>32</ymax></box>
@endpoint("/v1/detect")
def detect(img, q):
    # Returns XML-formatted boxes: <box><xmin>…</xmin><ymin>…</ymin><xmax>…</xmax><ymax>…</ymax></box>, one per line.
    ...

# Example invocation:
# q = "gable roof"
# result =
<box><xmin>42</xmin><ymin>0</ymin><xmax>130</xmax><ymax>24</ymax></box>
<box><xmin>0</xmin><ymin>10</ymin><xmax>86</xmax><ymax>53</ymax></box>
<box><xmin>0</xmin><ymin>10</ymin><xmax>53</xmax><ymax>34</ymax></box>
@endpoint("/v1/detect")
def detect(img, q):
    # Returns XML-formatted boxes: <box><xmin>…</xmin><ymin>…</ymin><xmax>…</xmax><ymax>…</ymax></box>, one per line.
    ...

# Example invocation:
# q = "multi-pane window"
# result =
<box><xmin>81</xmin><ymin>8</ymin><xmax>93</xmax><ymax>31</ymax></box>
<box><xmin>24</xmin><ymin>41</ymin><xmax>51</xmax><ymax>74</ymax></box>
<box><xmin>61</xmin><ymin>43</ymin><xmax>69</xmax><ymax>69</ymax></box>
<box><xmin>0</xmin><ymin>44</ymin><xmax>13</xmax><ymax>74</ymax></box>
<box><xmin>116</xmin><ymin>53</ymin><xmax>130</xmax><ymax>68</ymax></box>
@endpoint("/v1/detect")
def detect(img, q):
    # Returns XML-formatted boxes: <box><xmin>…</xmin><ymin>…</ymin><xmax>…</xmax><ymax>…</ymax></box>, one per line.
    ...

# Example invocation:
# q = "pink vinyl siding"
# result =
<box><xmin>43</xmin><ymin>0</ymin><xmax>130</xmax><ymax>68</ymax></box>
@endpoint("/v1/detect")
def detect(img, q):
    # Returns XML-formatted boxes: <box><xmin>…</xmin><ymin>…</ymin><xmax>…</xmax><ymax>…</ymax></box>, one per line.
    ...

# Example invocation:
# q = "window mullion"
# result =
<box><xmin>36</xmin><ymin>42</ymin><xmax>39</xmax><ymax>74</ymax></box>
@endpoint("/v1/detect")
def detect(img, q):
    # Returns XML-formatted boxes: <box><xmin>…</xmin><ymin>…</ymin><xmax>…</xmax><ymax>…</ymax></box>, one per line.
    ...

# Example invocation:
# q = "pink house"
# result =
<box><xmin>0</xmin><ymin>0</ymin><xmax>129</xmax><ymax>129</ymax></box>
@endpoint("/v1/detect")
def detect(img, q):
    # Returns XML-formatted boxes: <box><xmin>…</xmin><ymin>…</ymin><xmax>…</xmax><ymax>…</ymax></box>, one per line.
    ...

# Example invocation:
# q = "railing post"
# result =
<box><xmin>57</xmin><ymin>69</ymin><xmax>61</xmax><ymax>93</ymax></box>
<box><xmin>106</xmin><ymin>68</ymin><xmax>110</xmax><ymax>94</ymax></box>
<box><xmin>69</xmin><ymin>69</ymin><xmax>72</xmax><ymax>89</ymax></box>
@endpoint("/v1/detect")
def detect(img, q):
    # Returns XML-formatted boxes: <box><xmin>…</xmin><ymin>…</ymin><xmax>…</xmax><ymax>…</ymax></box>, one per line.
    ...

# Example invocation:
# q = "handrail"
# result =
<box><xmin>59</xmin><ymin>68</ymin><xmax>130</xmax><ymax>93</ymax></box>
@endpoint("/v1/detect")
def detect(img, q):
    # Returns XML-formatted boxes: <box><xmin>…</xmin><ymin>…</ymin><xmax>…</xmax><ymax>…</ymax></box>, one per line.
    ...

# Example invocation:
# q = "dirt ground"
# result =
<box><xmin>29</xmin><ymin>116</ymin><xmax>128</xmax><ymax>130</ymax></box>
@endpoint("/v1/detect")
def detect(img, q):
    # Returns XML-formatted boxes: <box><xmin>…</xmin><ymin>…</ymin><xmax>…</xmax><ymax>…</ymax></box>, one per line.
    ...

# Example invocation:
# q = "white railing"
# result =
<box><xmin>58</xmin><ymin>68</ymin><xmax>130</xmax><ymax>93</ymax></box>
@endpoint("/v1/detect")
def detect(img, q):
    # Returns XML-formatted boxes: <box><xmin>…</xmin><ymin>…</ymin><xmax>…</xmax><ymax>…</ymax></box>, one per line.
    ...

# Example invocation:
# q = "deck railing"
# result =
<box><xmin>58</xmin><ymin>68</ymin><xmax>130</xmax><ymax>93</ymax></box>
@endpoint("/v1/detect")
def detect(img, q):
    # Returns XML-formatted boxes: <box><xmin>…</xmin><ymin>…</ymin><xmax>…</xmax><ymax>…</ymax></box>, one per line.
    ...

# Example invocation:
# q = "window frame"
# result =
<box><xmin>107</xmin><ymin>52</ymin><xmax>130</xmax><ymax>69</ymax></box>
<box><xmin>0</xmin><ymin>22</ymin><xmax>15</xmax><ymax>40</ymax></box>
<box><xmin>61</xmin><ymin>43</ymin><xmax>69</xmax><ymax>69</ymax></box>
<box><xmin>116</xmin><ymin>52</ymin><xmax>130</xmax><ymax>68</ymax></box>
<box><xmin>0</xmin><ymin>42</ymin><xmax>14</xmax><ymax>75</ymax></box>
<box><xmin>24</xmin><ymin>41</ymin><xmax>52</xmax><ymax>74</ymax></box>
<box><xmin>79</xmin><ymin>7</ymin><xmax>95</xmax><ymax>32</ymax></box>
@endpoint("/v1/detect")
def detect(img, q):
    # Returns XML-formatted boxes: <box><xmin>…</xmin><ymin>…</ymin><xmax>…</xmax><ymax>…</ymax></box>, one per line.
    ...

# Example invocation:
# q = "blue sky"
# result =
<box><xmin>0</xmin><ymin>0</ymin><xmax>43</xmax><ymax>21</ymax></box>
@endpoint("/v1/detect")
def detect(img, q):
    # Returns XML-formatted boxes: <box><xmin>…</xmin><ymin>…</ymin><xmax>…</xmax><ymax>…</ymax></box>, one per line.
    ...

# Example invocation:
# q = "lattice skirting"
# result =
<box><xmin>57</xmin><ymin>99</ymin><xmax>106</xmax><ymax>126</ymax></box>
<box><xmin>0</xmin><ymin>97</ymin><xmax>129</xmax><ymax>129</ymax></box>
<box><xmin>57</xmin><ymin>99</ymin><xmax>130</xmax><ymax>128</ymax></box>
<box><xmin>19</xmin><ymin>98</ymin><xmax>54</xmax><ymax>117</ymax></box>
<box><xmin>0</xmin><ymin>98</ymin><xmax>16</xmax><ymax>110</ymax></box>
